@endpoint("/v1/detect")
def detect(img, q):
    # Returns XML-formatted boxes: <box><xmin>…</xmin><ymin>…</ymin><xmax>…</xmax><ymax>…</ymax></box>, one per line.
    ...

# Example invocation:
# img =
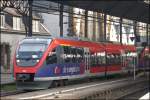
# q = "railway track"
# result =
<box><xmin>1</xmin><ymin>74</ymin><xmax>148</xmax><ymax>99</ymax></box>
<box><xmin>117</xmin><ymin>87</ymin><xmax>149</xmax><ymax>100</ymax></box>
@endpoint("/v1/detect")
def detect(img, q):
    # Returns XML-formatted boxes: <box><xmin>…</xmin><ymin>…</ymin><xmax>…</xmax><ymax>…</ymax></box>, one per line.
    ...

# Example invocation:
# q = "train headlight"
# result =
<box><xmin>36</xmin><ymin>60</ymin><xmax>39</xmax><ymax>62</ymax></box>
<box><xmin>32</xmin><ymin>55</ymin><xmax>38</xmax><ymax>58</ymax></box>
<box><xmin>16</xmin><ymin>55</ymin><xmax>19</xmax><ymax>58</ymax></box>
<box><xmin>17</xmin><ymin>60</ymin><xmax>20</xmax><ymax>62</ymax></box>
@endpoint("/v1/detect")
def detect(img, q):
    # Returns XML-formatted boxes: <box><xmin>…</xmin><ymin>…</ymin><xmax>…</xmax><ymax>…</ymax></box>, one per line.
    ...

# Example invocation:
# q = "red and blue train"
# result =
<box><xmin>13</xmin><ymin>36</ymin><xmax>147</xmax><ymax>89</ymax></box>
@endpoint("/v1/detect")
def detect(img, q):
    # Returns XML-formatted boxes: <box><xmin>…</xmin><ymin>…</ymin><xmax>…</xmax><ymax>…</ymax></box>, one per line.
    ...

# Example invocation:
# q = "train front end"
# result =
<box><xmin>13</xmin><ymin>37</ymin><xmax>52</xmax><ymax>90</ymax></box>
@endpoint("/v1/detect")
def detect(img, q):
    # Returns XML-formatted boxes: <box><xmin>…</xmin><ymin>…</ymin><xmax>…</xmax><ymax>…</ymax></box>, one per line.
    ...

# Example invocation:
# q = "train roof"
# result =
<box><xmin>22</xmin><ymin>36</ymin><xmax>136</xmax><ymax>52</ymax></box>
<box><xmin>23</xmin><ymin>36</ymin><xmax>122</xmax><ymax>44</ymax></box>
<box><xmin>20</xmin><ymin>36</ymin><xmax>52</xmax><ymax>44</ymax></box>
<box><xmin>23</xmin><ymin>36</ymin><xmax>52</xmax><ymax>39</ymax></box>
<box><xmin>23</xmin><ymin>36</ymin><xmax>121</xmax><ymax>44</ymax></box>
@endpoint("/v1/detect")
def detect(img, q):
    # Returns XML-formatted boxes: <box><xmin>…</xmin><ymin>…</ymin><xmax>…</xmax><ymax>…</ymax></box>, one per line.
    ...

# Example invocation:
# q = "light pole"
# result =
<box><xmin>134</xmin><ymin>55</ymin><xmax>136</xmax><ymax>80</ymax></box>
<box><xmin>28</xmin><ymin>0</ymin><xmax>33</xmax><ymax>37</ymax></box>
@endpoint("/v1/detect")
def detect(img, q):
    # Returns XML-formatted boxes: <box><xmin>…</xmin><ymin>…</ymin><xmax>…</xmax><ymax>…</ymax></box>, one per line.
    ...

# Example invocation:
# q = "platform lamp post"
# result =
<box><xmin>104</xmin><ymin>13</ymin><xmax>107</xmax><ymax>79</ymax></box>
<box><xmin>146</xmin><ymin>24</ymin><xmax>149</xmax><ymax>47</ymax></box>
<box><xmin>120</xmin><ymin>17</ymin><xmax>122</xmax><ymax>44</ymax></box>
<box><xmin>84</xmin><ymin>10</ymin><xmax>88</xmax><ymax>38</ymax></box>
<box><xmin>134</xmin><ymin>54</ymin><xmax>136</xmax><ymax>80</ymax></box>
<box><xmin>133</xmin><ymin>21</ymin><xmax>137</xmax><ymax>80</ymax></box>
<box><xmin>28</xmin><ymin>0</ymin><xmax>33</xmax><ymax>37</ymax></box>
<box><xmin>59</xmin><ymin>3</ymin><xmax>64</xmax><ymax>37</ymax></box>
<box><xmin>146</xmin><ymin>24</ymin><xmax>149</xmax><ymax>78</ymax></box>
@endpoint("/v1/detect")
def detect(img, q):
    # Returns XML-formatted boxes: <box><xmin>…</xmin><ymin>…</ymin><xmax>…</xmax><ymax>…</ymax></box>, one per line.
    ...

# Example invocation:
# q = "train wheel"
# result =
<box><xmin>60</xmin><ymin>79</ymin><xmax>68</xmax><ymax>86</ymax></box>
<box><xmin>48</xmin><ymin>81</ymin><xmax>54</xmax><ymax>88</ymax></box>
<box><xmin>60</xmin><ymin>80</ymin><xmax>64</xmax><ymax>86</ymax></box>
<box><xmin>54</xmin><ymin>80</ymin><xmax>60</xmax><ymax>87</ymax></box>
<box><xmin>49</xmin><ymin>80</ymin><xmax>68</xmax><ymax>88</ymax></box>
<box><xmin>63</xmin><ymin>79</ymin><xmax>68</xmax><ymax>86</ymax></box>
<box><xmin>50</xmin><ymin>80</ymin><xmax>59</xmax><ymax>88</ymax></box>
<box><xmin>88</xmin><ymin>78</ymin><xmax>93</xmax><ymax>82</ymax></box>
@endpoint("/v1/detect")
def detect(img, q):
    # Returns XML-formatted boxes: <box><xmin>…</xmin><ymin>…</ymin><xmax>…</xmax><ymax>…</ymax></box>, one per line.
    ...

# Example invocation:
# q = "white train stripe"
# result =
<box><xmin>34</xmin><ymin>72</ymin><xmax>105</xmax><ymax>81</ymax></box>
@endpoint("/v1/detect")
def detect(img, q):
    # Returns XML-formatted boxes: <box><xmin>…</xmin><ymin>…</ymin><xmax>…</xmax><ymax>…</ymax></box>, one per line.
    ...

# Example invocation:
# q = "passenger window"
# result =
<box><xmin>90</xmin><ymin>52</ymin><xmax>106</xmax><ymax>67</ymax></box>
<box><xmin>106</xmin><ymin>54</ymin><xmax>121</xmax><ymax>65</ymax></box>
<box><xmin>77</xmin><ymin>48</ymin><xmax>84</xmax><ymax>63</ymax></box>
<box><xmin>63</xmin><ymin>46</ymin><xmax>84</xmax><ymax>63</ymax></box>
<box><xmin>71</xmin><ymin>47</ymin><xmax>77</xmax><ymax>63</ymax></box>
<box><xmin>101</xmin><ymin>55</ymin><xmax>106</xmax><ymax>65</ymax></box>
<box><xmin>56</xmin><ymin>46</ymin><xmax>64</xmax><ymax>64</ymax></box>
<box><xmin>115</xmin><ymin>54</ymin><xmax>121</xmax><ymax>64</ymax></box>
<box><xmin>106</xmin><ymin>55</ymin><xmax>111</xmax><ymax>65</ymax></box>
<box><xmin>63</xmin><ymin>46</ymin><xmax>71</xmax><ymax>63</ymax></box>
<box><xmin>46</xmin><ymin>48</ymin><xmax>57</xmax><ymax>64</ymax></box>
<box><xmin>91</xmin><ymin>53</ymin><xmax>97</xmax><ymax>66</ymax></box>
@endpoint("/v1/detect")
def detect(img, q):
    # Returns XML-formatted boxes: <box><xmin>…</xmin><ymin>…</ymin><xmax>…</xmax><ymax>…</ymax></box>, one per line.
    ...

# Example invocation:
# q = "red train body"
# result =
<box><xmin>13</xmin><ymin>37</ymin><xmax>138</xmax><ymax>89</ymax></box>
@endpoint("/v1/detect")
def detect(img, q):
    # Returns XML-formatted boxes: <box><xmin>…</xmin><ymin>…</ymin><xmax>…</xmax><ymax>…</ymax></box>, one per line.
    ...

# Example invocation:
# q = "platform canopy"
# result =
<box><xmin>50</xmin><ymin>0</ymin><xmax>149</xmax><ymax>24</ymax></box>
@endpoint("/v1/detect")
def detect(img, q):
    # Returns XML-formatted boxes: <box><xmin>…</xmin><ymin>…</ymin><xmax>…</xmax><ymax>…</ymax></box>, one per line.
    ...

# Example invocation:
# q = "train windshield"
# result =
<box><xmin>16</xmin><ymin>38</ymin><xmax>51</xmax><ymax>67</ymax></box>
<box><xmin>19</xmin><ymin>43</ymin><xmax>46</xmax><ymax>53</ymax></box>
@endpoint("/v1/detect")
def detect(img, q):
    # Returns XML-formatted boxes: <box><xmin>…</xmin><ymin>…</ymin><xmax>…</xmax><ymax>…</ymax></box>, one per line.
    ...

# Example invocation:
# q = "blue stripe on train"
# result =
<box><xmin>34</xmin><ymin>63</ymin><xmax>85</xmax><ymax>77</ymax></box>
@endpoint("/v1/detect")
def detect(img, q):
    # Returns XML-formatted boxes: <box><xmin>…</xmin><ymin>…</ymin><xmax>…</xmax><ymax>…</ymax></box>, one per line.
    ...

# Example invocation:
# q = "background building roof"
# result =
<box><xmin>51</xmin><ymin>0</ymin><xmax>149</xmax><ymax>24</ymax></box>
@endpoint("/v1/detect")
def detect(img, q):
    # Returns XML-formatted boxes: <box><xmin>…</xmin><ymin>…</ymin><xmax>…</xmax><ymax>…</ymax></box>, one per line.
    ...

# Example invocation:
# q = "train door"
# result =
<box><xmin>121</xmin><ymin>50</ymin><xmax>128</xmax><ymax>72</ymax></box>
<box><xmin>129</xmin><ymin>52</ymin><xmax>138</xmax><ymax>72</ymax></box>
<box><xmin>84</xmin><ymin>48</ymin><xmax>90</xmax><ymax>74</ymax></box>
<box><xmin>121</xmin><ymin>50</ymin><xmax>138</xmax><ymax>73</ymax></box>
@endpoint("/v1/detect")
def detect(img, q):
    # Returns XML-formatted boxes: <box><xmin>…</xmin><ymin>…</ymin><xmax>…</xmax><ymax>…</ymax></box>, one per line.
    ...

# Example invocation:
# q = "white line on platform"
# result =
<box><xmin>139</xmin><ymin>92</ymin><xmax>149</xmax><ymax>100</ymax></box>
<box><xmin>19</xmin><ymin>78</ymin><xmax>128</xmax><ymax>99</ymax></box>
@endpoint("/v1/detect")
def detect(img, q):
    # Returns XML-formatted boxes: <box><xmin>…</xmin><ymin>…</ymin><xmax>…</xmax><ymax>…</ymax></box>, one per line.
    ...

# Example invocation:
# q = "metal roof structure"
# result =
<box><xmin>50</xmin><ymin>0</ymin><xmax>149</xmax><ymax>24</ymax></box>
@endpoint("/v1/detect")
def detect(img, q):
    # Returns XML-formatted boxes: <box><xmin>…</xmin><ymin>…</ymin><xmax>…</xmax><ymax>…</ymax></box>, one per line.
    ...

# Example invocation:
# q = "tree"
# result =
<box><xmin>0</xmin><ymin>0</ymin><xmax>29</xmax><ymax>36</ymax></box>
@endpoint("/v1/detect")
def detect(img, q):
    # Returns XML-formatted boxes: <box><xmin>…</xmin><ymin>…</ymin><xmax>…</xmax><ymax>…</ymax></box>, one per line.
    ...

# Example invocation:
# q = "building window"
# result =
<box><xmin>0</xmin><ymin>14</ymin><xmax>5</xmax><ymax>28</ymax></box>
<box><xmin>32</xmin><ymin>20</ymin><xmax>39</xmax><ymax>32</ymax></box>
<box><xmin>13</xmin><ymin>16</ymin><xmax>21</xmax><ymax>30</ymax></box>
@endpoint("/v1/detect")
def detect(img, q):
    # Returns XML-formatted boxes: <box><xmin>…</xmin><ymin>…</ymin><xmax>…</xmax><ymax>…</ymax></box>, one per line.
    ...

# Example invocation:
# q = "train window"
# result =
<box><xmin>97</xmin><ymin>52</ymin><xmax>106</xmax><ymax>66</ymax></box>
<box><xmin>106</xmin><ymin>54</ymin><xmax>121</xmax><ymax>65</ymax></box>
<box><xmin>99</xmin><ymin>53</ymin><xmax>104</xmax><ymax>66</ymax></box>
<box><xmin>97</xmin><ymin>52</ymin><xmax>102</xmax><ymax>66</ymax></box>
<box><xmin>114</xmin><ymin>55</ymin><xmax>117</xmax><ymax>64</ymax></box>
<box><xmin>101</xmin><ymin>55</ymin><xmax>106</xmax><ymax>65</ymax></box>
<box><xmin>95</xmin><ymin>53</ymin><xmax>98</xmax><ymax>66</ymax></box>
<box><xmin>76</xmin><ymin>48</ymin><xmax>84</xmax><ymax>63</ymax></box>
<box><xmin>63</xmin><ymin>46</ymin><xmax>84</xmax><ymax>63</ymax></box>
<box><xmin>90</xmin><ymin>53</ymin><xmax>102</xmax><ymax>67</ymax></box>
<box><xmin>56</xmin><ymin>46</ymin><xmax>64</xmax><ymax>64</ymax></box>
<box><xmin>110</xmin><ymin>55</ymin><xmax>114</xmax><ymax>64</ymax></box>
<box><xmin>70</xmin><ymin>47</ymin><xmax>77</xmax><ymax>63</ymax></box>
<box><xmin>106</xmin><ymin>54</ymin><xmax>111</xmax><ymax>65</ymax></box>
<box><xmin>90</xmin><ymin>52</ymin><xmax>97</xmax><ymax>67</ymax></box>
<box><xmin>90</xmin><ymin>53</ymin><xmax>95</xmax><ymax>66</ymax></box>
<box><xmin>97</xmin><ymin>53</ymin><xmax>100</xmax><ymax>65</ymax></box>
<box><xmin>63</xmin><ymin>46</ymin><xmax>72</xmax><ymax>63</ymax></box>
<box><xmin>116</xmin><ymin>54</ymin><xmax>121</xmax><ymax>64</ymax></box>
<box><xmin>46</xmin><ymin>48</ymin><xmax>57</xmax><ymax>64</ymax></box>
